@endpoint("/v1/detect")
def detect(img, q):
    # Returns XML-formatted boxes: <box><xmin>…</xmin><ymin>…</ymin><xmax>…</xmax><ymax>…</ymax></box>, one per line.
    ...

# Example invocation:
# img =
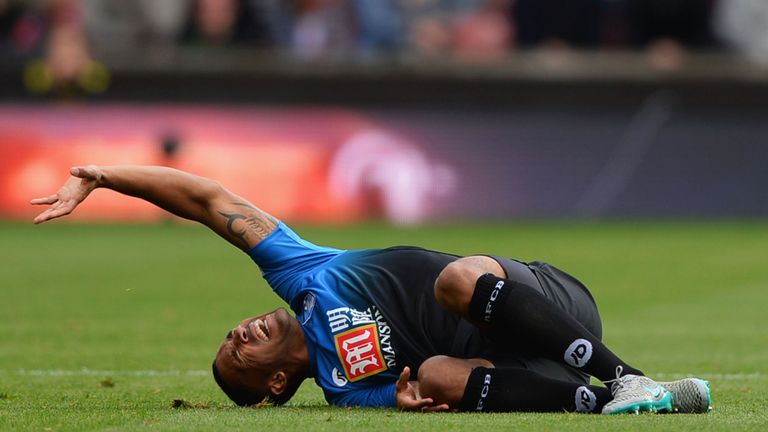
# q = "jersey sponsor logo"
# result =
<box><xmin>484</xmin><ymin>280</ymin><xmax>505</xmax><ymax>323</ymax></box>
<box><xmin>327</xmin><ymin>307</ymin><xmax>375</xmax><ymax>333</ymax></box>
<box><xmin>333</xmin><ymin>323</ymin><xmax>387</xmax><ymax>382</ymax></box>
<box><xmin>575</xmin><ymin>386</ymin><xmax>597</xmax><ymax>412</ymax></box>
<box><xmin>331</xmin><ymin>367</ymin><xmax>348</xmax><ymax>387</ymax></box>
<box><xmin>564</xmin><ymin>338</ymin><xmax>593</xmax><ymax>368</ymax></box>
<box><xmin>326</xmin><ymin>305</ymin><xmax>397</xmax><ymax>379</ymax></box>
<box><xmin>372</xmin><ymin>307</ymin><xmax>396</xmax><ymax>368</ymax></box>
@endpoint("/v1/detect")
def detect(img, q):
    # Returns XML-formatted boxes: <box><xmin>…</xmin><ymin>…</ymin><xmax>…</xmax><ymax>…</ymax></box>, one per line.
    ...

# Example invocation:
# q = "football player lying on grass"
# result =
<box><xmin>32</xmin><ymin>165</ymin><xmax>712</xmax><ymax>414</ymax></box>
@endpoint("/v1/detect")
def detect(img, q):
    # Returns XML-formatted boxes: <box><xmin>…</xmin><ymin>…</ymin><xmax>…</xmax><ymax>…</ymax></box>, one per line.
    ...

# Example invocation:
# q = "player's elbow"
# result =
<box><xmin>196</xmin><ymin>177</ymin><xmax>226</xmax><ymax>202</ymax></box>
<box><xmin>188</xmin><ymin>177</ymin><xmax>229</xmax><ymax>222</ymax></box>
<box><xmin>191</xmin><ymin>178</ymin><xmax>231</xmax><ymax>215</ymax></box>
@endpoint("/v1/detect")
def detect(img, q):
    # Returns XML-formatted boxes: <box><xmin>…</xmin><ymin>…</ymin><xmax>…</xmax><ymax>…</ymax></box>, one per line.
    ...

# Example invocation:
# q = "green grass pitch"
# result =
<box><xmin>1</xmin><ymin>220</ymin><xmax>766</xmax><ymax>431</ymax></box>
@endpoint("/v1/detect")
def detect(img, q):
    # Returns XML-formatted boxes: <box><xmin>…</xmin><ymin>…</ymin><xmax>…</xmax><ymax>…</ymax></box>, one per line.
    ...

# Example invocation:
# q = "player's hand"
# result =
<box><xmin>30</xmin><ymin>165</ymin><xmax>103</xmax><ymax>224</ymax></box>
<box><xmin>395</xmin><ymin>366</ymin><xmax>450</xmax><ymax>413</ymax></box>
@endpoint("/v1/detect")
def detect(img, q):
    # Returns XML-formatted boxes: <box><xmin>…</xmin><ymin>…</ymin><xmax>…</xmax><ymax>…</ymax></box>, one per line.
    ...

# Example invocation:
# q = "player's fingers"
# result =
<box><xmin>400</xmin><ymin>399</ymin><xmax>425</xmax><ymax>411</ymax></box>
<box><xmin>396</xmin><ymin>367</ymin><xmax>411</xmax><ymax>390</ymax></box>
<box><xmin>407</xmin><ymin>397</ymin><xmax>435</xmax><ymax>410</ymax></box>
<box><xmin>71</xmin><ymin>165</ymin><xmax>98</xmax><ymax>180</ymax></box>
<box><xmin>36</xmin><ymin>203</ymin><xmax>73</xmax><ymax>223</ymax></box>
<box><xmin>33</xmin><ymin>209</ymin><xmax>54</xmax><ymax>224</ymax></box>
<box><xmin>30</xmin><ymin>195</ymin><xmax>59</xmax><ymax>205</ymax></box>
<box><xmin>422</xmin><ymin>403</ymin><xmax>450</xmax><ymax>413</ymax></box>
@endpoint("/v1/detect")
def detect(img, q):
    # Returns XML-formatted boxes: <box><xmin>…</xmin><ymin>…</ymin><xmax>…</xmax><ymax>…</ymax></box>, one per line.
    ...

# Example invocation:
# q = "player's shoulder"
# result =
<box><xmin>248</xmin><ymin>222</ymin><xmax>345</xmax><ymax>291</ymax></box>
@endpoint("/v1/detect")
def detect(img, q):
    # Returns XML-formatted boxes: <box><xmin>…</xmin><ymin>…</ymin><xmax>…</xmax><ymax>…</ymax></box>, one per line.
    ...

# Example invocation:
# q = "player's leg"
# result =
<box><xmin>417</xmin><ymin>355</ymin><xmax>612</xmax><ymax>413</ymax></box>
<box><xmin>436</xmin><ymin>257</ymin><xmax>712</xmax><ymax>414</ymax></box>
<box><xmin>434</xmin><ymin>256</ymin><xmax>642</xmax><ymax>384</ymax></box>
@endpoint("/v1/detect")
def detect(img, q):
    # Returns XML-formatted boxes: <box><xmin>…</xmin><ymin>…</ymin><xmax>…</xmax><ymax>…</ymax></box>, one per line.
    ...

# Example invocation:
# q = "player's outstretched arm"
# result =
<box><xmin>31</xmin><ymin>165</ymin><xmax>277</xmax><ymax>251</ymax></box>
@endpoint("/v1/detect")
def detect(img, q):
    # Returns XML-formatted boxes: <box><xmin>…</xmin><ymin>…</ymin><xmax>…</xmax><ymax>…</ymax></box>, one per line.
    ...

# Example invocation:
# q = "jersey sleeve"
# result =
<box><xmin>327</xmin><ymin>383</ymin><xmax>397</xmax><ymax>408</ymax></box>
<box><xmin>246</xmin><ymin>222</ymin><xmax>344</xmax><ymax>308</ymax></box>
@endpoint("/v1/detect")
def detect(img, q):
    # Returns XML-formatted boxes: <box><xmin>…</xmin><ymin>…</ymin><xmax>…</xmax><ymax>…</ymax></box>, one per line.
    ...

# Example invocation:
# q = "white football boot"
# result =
<box><xmin>602</xmin><ymin>366</ymin><xmax>673</xmax><ymax>414</ymax></box>
<box><xmin>659</xmin><ymin>378</ymin><xmax>712</xmax><ymax>413</ymax></box>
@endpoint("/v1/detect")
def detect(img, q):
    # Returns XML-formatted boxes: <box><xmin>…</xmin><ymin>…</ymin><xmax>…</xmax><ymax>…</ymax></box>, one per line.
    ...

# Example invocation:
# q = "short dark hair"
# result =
<box><xmin>211</xmin><ymin>361</ymin><xmax>266</xmax><ymax>407</ymax></box>
<box><xmin>211</xmin><ymin>360</ymin><xmax>300</xmax><ymax>407</ymax></box>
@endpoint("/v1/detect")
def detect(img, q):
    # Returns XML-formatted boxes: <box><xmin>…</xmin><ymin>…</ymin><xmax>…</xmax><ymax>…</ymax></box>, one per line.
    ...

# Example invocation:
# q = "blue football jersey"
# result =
<box><xmin>247</xmin><ymin>222</ymin><xmax>465</xmax><ymax>407</ymax></box>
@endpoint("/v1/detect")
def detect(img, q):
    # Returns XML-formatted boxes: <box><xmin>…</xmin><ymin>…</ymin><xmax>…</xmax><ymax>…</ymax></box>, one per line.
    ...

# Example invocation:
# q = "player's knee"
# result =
<box><xmin>418</xmin><ymin>356</ymin><xmax>493</xmax><ymax>408</ymax></box>
<box><xmin>417</xmin><ymin>356</ymin><xmax>466</xmax><ymax>407</ymax></box>
<box><xmin>434</xmin><ymin>260</ymin><xmax>480</xmax><ymax>316</ymax></box>
<box><xmin>436</xmin><ymin>256</ymin><xmax>507</xmax><ymax>318</ymax></box>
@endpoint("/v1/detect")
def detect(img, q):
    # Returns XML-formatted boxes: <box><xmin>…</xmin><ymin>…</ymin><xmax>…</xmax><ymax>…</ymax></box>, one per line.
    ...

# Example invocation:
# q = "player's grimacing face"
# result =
<box><xmin>214</xmin><ymin>308</ymin><xmax>296</xmax><ymax>393</ymax></box>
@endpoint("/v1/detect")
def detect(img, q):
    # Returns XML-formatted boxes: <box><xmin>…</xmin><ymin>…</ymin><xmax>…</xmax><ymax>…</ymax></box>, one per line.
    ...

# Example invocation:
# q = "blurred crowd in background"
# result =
<box><xmin>2</xmin><ymin>1</ymin><xmax>767</xmax><ymax>222</ymax></box>
<box><xmin>2</xmin><ymin>0</ymin><xmax>768</xmax><ymax>95</ymax></box>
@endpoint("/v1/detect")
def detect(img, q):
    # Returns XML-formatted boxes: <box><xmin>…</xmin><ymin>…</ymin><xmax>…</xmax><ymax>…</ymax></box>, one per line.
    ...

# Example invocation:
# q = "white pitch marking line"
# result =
<box><xmin>653</xmin><ymin>373</ymin><xmax>763</xmax><ymax>380</ymax></box>
<box><xmin>3</xmin><ymin>369</ymin><xmax>208</xmax><ymax>377</ymax></box>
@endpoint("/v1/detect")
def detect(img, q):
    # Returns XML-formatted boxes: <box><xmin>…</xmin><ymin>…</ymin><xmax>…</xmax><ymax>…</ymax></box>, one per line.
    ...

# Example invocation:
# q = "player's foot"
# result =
<box><xmin>659</xmin><ymin>378</ymin><xmax>712</xmax><ymax>413</ymax></box>
<box><xmin>602</xmin><ymin>366</ymin><xmax>673</xmax><ymax>414</ymax></box>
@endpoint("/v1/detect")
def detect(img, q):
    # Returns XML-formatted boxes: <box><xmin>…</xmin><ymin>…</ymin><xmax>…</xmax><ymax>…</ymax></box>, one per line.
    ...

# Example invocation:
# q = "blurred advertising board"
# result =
<box><xmin>2</xmin><ymin>104</ymin><xmax>766</xmax><ymax>222</ymax></box>
<box><xmin>0</xmin><ymin>105</ymin><xmax>454</xmax><ymax>224</ymax></box>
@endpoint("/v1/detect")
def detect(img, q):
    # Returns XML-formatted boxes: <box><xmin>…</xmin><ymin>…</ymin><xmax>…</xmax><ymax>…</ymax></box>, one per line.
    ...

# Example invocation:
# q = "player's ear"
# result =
<box><xmin>269</xmin><ymin>371</ymin><xmax>287</xmax><ymax>395</ymax></box>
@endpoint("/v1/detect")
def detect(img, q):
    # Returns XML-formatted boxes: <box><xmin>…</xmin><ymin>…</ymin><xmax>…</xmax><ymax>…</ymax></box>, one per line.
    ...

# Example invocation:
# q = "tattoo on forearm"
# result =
<box><xmin>218</xmin><ymin>202</ymin><xmax>277</xmax><ymax>249</ymax></box>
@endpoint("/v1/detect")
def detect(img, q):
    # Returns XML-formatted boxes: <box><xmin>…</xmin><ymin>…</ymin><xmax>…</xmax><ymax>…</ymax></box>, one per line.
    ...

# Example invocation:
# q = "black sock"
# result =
<box><xmin>459</xmin><ymin>367</ymin><xmax>611</xmax><ymax>413</ymax></box>
<box><xmin>468</xmin><ymin>274</ymin><xmax>642</xmax><ymax>383</ymax></box>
